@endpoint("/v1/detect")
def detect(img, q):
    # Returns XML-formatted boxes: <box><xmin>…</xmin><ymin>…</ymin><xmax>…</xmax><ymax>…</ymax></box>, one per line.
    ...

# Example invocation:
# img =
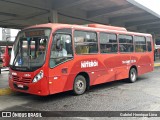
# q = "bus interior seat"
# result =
<box><xmin>76</xmin><ymin>46</ymin><xmax>89</xmax><ymax>54</ymax></box>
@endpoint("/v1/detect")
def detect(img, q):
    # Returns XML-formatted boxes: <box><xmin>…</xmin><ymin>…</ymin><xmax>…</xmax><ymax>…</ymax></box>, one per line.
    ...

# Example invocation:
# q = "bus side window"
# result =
<box><xmin>100</xmin><ymin>33</ymin><xmax>117</xmax><ymax>53</ymax></box>
<box><xmin>118</xmin><ymin>35</ymin><xmax>133</xmax><ymax>53</ymax></box>
<box><xmin>74</xmin><ymin>31</ymin><xmax>98</xmax><ymax>54</ymax></box>
<box><xmin>50</xmin><ymin>33</ymin><xmax>73</xmax><ymax>68</ymax></box>
<box><xmin>135</xmin><ymin>36</ymin><xmax>146</xmax><ymax>52</ymax></box>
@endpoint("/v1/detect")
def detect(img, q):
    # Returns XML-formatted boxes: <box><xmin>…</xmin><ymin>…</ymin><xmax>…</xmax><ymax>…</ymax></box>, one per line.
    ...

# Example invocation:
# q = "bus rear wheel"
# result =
<box><xmin>73</xmin><ymin>75</ymin><xmax>87</xmax><ymax>95</ymax></box>
<box><xmin>128</xmin><ymin>68</ymin><xmax>137</xmax><ymax>83</ymax></box>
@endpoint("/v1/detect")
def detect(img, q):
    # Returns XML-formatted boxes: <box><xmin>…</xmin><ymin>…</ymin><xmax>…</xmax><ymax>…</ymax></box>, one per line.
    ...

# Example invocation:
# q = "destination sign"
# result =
<box><xmin>25</xmin><ymin>30</ymin><xmax>45</xmax><ymax>37</ymax></box>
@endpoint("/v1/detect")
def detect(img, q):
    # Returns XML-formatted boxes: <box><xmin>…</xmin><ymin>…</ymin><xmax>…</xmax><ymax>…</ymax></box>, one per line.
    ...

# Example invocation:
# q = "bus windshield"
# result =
<box><xmin>10</xmin><ymin>29</ymin><xmax>51</xmax><ymax>71</ymax></box>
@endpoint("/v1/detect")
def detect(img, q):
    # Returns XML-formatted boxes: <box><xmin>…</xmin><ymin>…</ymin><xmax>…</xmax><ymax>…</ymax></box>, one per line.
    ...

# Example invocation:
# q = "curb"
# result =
<box><xmin>154</xmin><ymin>63</ymin><xmax>160</xmax><ymax>67</ymax></box>
<box><xmin>0</xmin><ymin>88</ymin><xmax>14</xmax><ymax>96</ymax></box>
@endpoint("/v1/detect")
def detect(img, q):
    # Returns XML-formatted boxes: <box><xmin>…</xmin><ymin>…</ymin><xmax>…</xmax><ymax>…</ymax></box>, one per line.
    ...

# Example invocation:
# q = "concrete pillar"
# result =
<box><xmin>49</xmin><ymin>10</ymin><xmax>58</xmax><ymax>23</ymax></box>
<box><xmin>153</xmin><ymin>33</ymin><xmax>156</xmax><ymax>61</ymax></box>
<box><xmin>152</xmin><ymin>34</ymin><xmax>156</xmax><ymax>47</ymax></box>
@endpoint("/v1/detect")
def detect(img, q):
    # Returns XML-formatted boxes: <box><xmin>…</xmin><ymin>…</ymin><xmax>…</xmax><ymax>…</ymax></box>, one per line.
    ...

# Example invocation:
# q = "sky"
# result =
<box><xmin>134</xmin><ymin>0</ymin><xmax>160</xmax><ymax>14</ymax></box>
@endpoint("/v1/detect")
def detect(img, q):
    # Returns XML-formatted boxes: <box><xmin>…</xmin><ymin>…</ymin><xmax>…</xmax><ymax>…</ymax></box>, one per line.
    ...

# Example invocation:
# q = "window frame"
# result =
<box><xmin>49</xmin><ymin>30</ymin><xmax>74</xmax><ymax>69</ymax></box>
<box><xmin>74</xmin><ymin>30</ymin><xmax>98</xmax><ymax>55</ymax></box>
<box><xmin>99</xmin><ymin>32</ymin><xmax>118</xmax><ymax>54</ymax></box>
<box><xmin>118</xmin><ymin>34</ymin><xmax>134</xmax><ymax>53</ymax></box>
<box><xmin>134</xmin><ymin>35</ymin><xmax>147</xmax><ymax>53</ymax></box>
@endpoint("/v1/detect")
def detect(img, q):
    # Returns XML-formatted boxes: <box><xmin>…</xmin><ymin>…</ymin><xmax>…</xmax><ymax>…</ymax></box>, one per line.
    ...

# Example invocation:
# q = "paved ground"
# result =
<box><xmin>0</xmin><ymin>67</ymin><xmax>160</xmax><ymax>120</ymax></box>
<box><xmin>0</xmin><ymin>69</ymin><xmax>9</xmax><ymax>88</ymax></box>
<box><xmin>154</xmin><ymin>59</ymin><xmax>160</xmax><ymax>67</ymax></box>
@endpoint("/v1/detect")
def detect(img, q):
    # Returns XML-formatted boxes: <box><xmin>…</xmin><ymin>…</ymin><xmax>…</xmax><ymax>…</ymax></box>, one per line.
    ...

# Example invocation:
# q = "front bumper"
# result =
<box><xmin>9</xmin><ymin>77</ymin><xmax>49</xmax><ymax>96</ymax></box>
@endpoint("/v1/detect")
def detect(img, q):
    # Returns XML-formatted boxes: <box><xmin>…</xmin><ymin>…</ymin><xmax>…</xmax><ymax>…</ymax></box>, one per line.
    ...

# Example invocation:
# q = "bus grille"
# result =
<box><xmin>12</xmin><ymin>75</ymin><xmax>32</xmax><ymax>83</ymax></box>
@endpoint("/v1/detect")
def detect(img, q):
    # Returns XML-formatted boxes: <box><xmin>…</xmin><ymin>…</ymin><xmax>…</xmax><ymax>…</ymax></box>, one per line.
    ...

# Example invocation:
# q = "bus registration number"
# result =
<box><xmin>17</xmin><ymin>84</ymin><xmax>24</xmax><ymax>88</ymax></box>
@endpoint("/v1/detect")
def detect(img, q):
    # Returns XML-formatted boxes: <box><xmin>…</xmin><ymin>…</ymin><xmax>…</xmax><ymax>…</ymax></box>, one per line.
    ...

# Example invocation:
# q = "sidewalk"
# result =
<box><xmin>0</xmin><ymin>69</ymin><xmax>13</xmax><ymax>95</ymax></box>
<box><xmin>0</xmin><ymin>70</ymin><xmax>9</xmax><ymax>88</ymax></box>
<box><xmin>154</xmin><ymin>58</ymin><xmax>160</xmax><ymax>67</ymax></box>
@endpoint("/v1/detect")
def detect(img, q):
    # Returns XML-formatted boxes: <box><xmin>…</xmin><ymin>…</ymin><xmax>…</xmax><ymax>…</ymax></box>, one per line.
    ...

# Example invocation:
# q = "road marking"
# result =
<box><xmin>0</xmin><ymin>88</ymin><xmax>14</xmax><ymax>96</ymax></box>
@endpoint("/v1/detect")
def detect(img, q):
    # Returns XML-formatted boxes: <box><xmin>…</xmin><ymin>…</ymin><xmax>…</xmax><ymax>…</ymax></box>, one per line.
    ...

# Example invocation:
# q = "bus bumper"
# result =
<box><xmin>9</xmin><ymin>77</ymin><xmax>49</xmax><ymax>96</ymax></box>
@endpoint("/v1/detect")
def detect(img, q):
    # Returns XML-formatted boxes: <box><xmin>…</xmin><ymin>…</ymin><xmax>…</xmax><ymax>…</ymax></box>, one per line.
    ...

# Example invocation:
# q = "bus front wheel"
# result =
<box><xmin>73</xmin><ymin>75</ymin><xmax>87</xmax><ymax>95</ymax></box>
<box><xmin>128</xmin><ymin>68</ymin><xmax>137</xmax><ymax>83</ymax></box>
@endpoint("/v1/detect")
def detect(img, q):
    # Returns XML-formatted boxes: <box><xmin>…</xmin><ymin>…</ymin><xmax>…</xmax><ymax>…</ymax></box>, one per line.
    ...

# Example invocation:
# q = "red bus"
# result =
<box><xmin>0</xmin><ymin>46</ymin><xmax>12</xmax><ymax>67</ymax></box>
<box><xmin>9</xmin><ymin>23</ymin><xmax>154</xmax><ymax>96</ymax></box>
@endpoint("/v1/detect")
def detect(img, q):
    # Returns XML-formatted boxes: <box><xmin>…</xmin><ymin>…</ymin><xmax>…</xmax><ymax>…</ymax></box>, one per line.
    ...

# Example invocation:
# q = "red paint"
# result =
<box><xmin>9</xmin><ymin>23</ymin><xmax>154</xmax><ymax>96</ymax></box>
<box><xmin>1</xmin><ymin>46</ymin><xmax>12</xmax><ymax>67</ymax></box>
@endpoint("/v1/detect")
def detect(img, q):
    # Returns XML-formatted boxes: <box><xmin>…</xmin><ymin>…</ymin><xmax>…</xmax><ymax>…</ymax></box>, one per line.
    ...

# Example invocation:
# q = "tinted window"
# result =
<box><xmin>135</xmin><ymin>36</ymin><xmax>146</xmax><ymax>52</ymax></box>
<box><xmin>100</xmin><ymin>33</ymin><xmax>117</xmax><ymax>53</ymax></box>
<box><xmin>119</xmin><ymin>35</ymin><xmax>133</xmax><ymax>52</ymax></box>
<box><xmin>74</xmin><ymin>31</ymin><xmax>98</xmax><ymax>54</ymax></box>
<box><xmin>119</xmin><ymin>35</ymin><xmax>133</xmax><ymax>43</ymax></box>
<box><xmin>50</xmin><ymin>33</ymin><xmax>73</xmax><ymax>68</ymax></box>
<box><xmin>55</xmin><ymin>28</ymin><xmax>72</xmax><ymax>34</ymax></box>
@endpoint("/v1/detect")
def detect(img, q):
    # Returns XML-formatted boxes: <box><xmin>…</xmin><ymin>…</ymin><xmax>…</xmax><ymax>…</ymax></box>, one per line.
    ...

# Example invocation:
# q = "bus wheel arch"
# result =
<box><xmin>73</xmin><ymin>72</ymin><xmax>90</xmax><ymax>95</ymax></box>
<box><xmin>128</xmin><ymin>65</ymin><xmax>138</xmax><ymax>83</ymax></box>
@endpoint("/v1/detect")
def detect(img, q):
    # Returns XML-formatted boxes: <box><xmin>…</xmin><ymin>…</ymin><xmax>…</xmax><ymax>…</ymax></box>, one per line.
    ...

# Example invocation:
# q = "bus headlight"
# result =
<box><xmin>33</xmin><ymin>70</ymin><xmax>44</xmax><ymax>83</ymax></box>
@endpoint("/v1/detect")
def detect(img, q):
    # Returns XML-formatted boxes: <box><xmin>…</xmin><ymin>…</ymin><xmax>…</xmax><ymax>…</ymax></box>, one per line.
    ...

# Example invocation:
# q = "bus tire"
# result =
<box><xmin>128</xmin><ymin>67</ymin><xmax>137</xmax><ymax>83</ymax></box>
<box><xmin>73</xmin><ymin>75</ymin><xmax>87</xmax><ymax>95</ymax></box>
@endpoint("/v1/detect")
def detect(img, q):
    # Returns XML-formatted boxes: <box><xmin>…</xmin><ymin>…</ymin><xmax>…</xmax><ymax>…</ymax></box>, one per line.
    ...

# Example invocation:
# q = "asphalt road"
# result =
<box><xmin>1</xmin><ymin>67</ymin><xmax>160</xmax><ymax>120</ymax></box>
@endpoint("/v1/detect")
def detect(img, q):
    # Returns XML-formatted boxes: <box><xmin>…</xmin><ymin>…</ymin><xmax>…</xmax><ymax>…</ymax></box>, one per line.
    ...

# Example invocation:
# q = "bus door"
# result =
<box><xmin>49</xmin><ymin>30</ymin><xmax>74</xmax><ymax>94</ymax></box>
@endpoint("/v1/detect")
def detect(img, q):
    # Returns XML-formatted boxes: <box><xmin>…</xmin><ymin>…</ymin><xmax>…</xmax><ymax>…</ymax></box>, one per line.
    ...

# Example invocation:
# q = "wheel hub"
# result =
<box><xmin>76</xmin><ymin>80</ymin><xmax>84</xmax><ymax>91</ymax></box>
<box><xmin>131</xmin><ymin>71</ymin><xmax>136</xmax><ymax>81</ymax></box>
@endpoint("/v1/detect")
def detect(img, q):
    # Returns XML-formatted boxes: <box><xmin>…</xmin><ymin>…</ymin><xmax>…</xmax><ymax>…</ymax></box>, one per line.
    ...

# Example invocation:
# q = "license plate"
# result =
<box><xmin>17</xmin><ymin>84</ymin><xmax>24</xmax><ymax>88</ymax></box>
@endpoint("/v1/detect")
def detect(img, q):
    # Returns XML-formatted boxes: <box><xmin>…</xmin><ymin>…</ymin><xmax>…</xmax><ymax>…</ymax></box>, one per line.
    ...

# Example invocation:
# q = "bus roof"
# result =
<box><xmin>24</xmin><ymin>23</ymin><xmax>152</xmax><ymax>37</ymax></box>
